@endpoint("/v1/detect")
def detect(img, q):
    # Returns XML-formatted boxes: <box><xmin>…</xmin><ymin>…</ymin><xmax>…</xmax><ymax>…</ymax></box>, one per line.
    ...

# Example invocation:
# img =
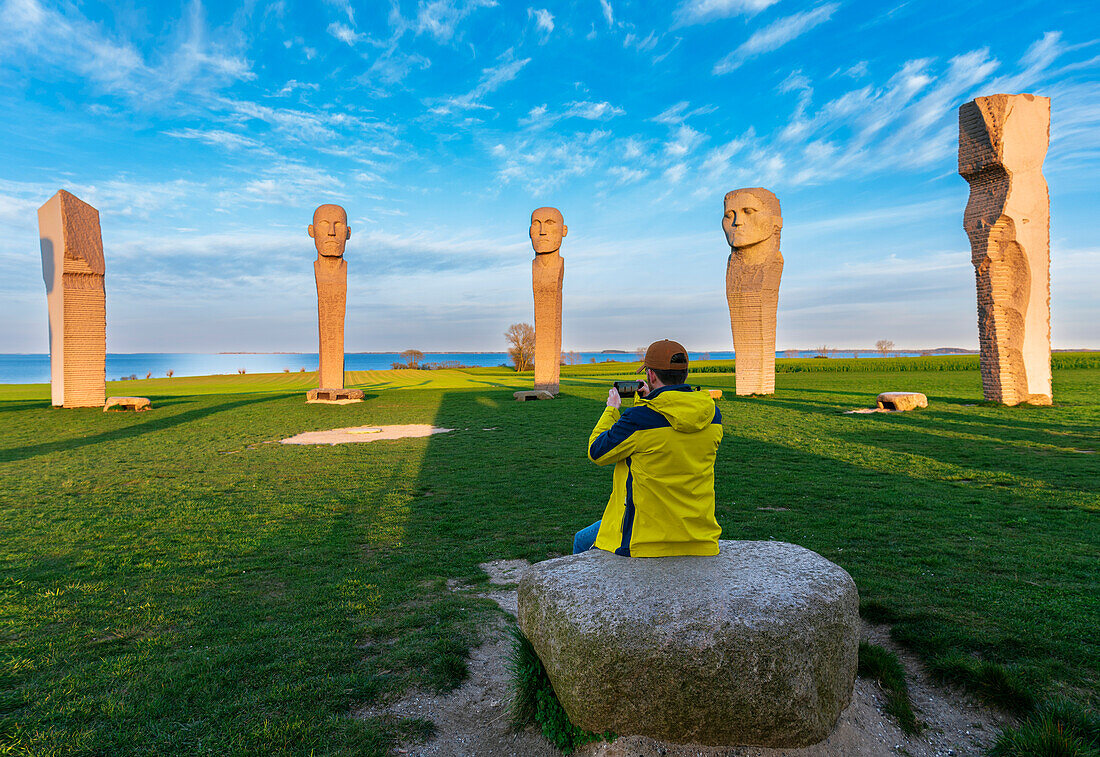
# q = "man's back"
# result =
<box><xmin>587</xmin><ymin>385</ymin><xmax>723</xmax><ymax>557</ymax></box>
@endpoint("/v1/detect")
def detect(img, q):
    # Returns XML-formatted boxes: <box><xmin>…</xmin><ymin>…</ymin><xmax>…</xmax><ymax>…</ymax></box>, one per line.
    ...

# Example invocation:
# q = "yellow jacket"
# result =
<box><xmin>587</xmin><ymin>385</ymin><xmax>723</xmax><ymax>557</ymax></box>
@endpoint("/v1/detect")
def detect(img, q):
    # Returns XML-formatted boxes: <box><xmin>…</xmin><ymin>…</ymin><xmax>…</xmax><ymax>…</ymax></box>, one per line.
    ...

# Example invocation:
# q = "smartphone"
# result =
<box><xmin>613</xmin><ymin>380</ymin><xmax>644</xmax><ymax>398</ymax></box>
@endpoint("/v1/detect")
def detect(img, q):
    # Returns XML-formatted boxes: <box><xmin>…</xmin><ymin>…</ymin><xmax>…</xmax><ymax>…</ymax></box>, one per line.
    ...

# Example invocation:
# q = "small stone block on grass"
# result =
<box><xmin>876</xmin><ymin>392</ymin><xmax>928</xmax><ymax>411</ymax></box>
<box><xmin>103</xmin><ymin>396</ymin><xmax>151</xmax><ymax>412</ymax></box>
<box><xmin>513</xmin><ymin>390</ymin><xmax>556</xmax><ymax>401</ymax></box>
<box><xmin>306</xmin><ymin>387</ymin><xmax>364</xmax><ymax>404</ymax></box>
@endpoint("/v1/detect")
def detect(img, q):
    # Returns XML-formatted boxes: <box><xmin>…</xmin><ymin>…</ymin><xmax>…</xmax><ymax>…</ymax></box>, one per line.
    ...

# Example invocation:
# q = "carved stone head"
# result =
<box><xmin>723</xmin><ymin>188</ymin><xmax>782</xmax><ymax>250</ymax></box>
<box><xmin>308</xmin><ymin>204</ymin><xmax>351</xmax><ymax>258</ymax></box>
<box><xmin>530</xmin><ymin>206</ymin><xmax>567</xmax><ymax>255</ymax></box>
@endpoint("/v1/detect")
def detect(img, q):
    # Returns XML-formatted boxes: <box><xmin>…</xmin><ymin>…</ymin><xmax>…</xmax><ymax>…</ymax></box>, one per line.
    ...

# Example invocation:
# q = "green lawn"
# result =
<box><xmin>1</xmin><ymin>362</ymin><xmax>1097</xmax><ymax>755</ymax></box>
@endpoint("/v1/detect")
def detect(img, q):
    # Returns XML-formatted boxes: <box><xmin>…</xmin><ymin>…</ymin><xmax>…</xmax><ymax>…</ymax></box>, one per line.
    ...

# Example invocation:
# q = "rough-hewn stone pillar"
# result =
<box><xmin>959</xmin><ymin>94</ymin><xmax>1051</xmax><ymax>406</ymax></box>
<box><xmin>529</xmin><ymin>207</ymin><xmax>566</xmax><ymax>395</ymax></box>
<box><xmin>38</xmin><ymin>190</ymin><xmax>106</xmax><ymax>408</ymax></box>
<box><xmin>723</xmin><ymin>188</ymin><xmax>783</xmax><ymax>396</ymax></box>
<box><xmin>308</xmin><ymin>204</ymin><xmax>351</xmax><ymax>392</ymax></box>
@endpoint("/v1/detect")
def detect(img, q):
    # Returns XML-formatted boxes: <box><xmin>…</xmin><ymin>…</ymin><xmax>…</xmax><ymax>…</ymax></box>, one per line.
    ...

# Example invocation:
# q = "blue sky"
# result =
<box><xmin>0</xmin><ymin>0</ymin><xmax>1097</xmax><ymax>353</ymax></box>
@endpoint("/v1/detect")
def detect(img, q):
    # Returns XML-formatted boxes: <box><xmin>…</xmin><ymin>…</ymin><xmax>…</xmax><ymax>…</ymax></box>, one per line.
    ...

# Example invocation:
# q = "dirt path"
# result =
<box><xmin>361</xmin><ymin>560</ymin><xmax>1011</xmax><ymax>757</ymax></box>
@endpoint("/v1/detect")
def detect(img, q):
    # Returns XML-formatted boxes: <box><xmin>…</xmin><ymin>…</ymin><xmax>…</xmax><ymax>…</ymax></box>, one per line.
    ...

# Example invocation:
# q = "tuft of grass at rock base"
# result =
<box><xmin>857</xmin><ymin>641</ymin><xmax>920</xmax><ymax>734</ymax></box>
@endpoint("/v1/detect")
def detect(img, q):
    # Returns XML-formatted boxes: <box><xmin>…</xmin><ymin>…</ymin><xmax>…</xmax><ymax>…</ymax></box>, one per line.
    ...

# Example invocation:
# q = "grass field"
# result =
<box><xmin>1</xmin><ymin>361</ymin><xmax>1097</xmax><ymax>755</ymax></box>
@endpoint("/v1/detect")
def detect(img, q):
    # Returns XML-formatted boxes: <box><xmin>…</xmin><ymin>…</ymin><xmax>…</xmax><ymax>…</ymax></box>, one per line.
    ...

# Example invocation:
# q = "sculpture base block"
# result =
<box><xmin>514</xmin><ymin>390</ymin><xmax>556</xmax><ymax>402</ymax></box>
<box><xmin>1003</xmin><ymin>394</ymin><xmax>1054</xmax><ymax>407</ymax></box>
<box><xmin>876</xmin><ymin>392</ymin><xmax>928</xmax><ymax>411</ymax></box>
<box><xmin>104</xmin><ymin>396</ymin><xmax>151</xmax><ymax>412</ymax></box>
<box><xmin>307</xmin><ymin>388</ymin><xmax>365</xmax><ymax>404</ymax></box>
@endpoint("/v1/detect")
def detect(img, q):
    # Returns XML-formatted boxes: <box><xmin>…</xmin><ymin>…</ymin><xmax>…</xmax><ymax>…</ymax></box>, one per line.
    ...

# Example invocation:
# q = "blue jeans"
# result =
<box><xmin>573</xmin><ymin>520</ymin><xmax>602</xmax><ymax>554</ymax></box>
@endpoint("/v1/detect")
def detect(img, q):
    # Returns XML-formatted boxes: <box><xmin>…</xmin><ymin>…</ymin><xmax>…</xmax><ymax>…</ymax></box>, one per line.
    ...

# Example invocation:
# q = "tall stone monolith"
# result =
<box><xmin>38</xmin><ymin>190</ymin><xmax>106</xmax><ymax>408</ymax></box>
<box><xmin>306</xmin><ymin>204</ymin><xmax>362</xmax><ymax>403</ymax></box>
<box><xmin>529</xmin><ymin>207</ymin><xmax>566</xmax><ymax>395</ymax></box>
<box><xmin>723</xmin><ymin>188</ymin><xmax>783</xmax><ymax>395</ymax></box>
<box><xmin>959</xmin><ymin>94</ymin><xmax>1052</xmax><ymax>406</ymax></box>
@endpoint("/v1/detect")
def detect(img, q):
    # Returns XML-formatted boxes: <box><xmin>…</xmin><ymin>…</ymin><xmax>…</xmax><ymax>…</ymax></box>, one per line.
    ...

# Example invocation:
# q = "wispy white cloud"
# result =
<box><xmin>600</xmin><ymin>0</ymin><xmax>614</xmax><ymax>27</ymax></box>
<box><xmin>273</xmin><ymin>79</ymin><xmax>320</xmax><ymax>97</ymax></box>
<box><xmin>986</xmin><ymin>31</ymin><xmax>1065</xmax><ymax>93</ymax></box>
<box><xmin>653</xmin><ymin>101</ymin><xmax>717</xmax><ymax>125</ymax></box>
<box><xmin>71</xmin><ymin>177</ymin><xmax>199</xmax><ymax>221</ymax></box>
<box><xmin>694</xmin><ymin>31</ymin><xmax>1070</xmax><ymax>194</ymax></box>
<box><xmin>831</xmin><ymin>60</ymin><xmax>868</xmax><ymax>79</ymax></box>
<box><xmin>713</xmin><ymin>3</ymin><xmax>838</xmax><ymax>74</ymax></box>
<box><xmin>222</xmin><ymin>98</ymin><xmax>398</xmax><ymax>149</ymax></box>
<box><xmin>327</xmin><ymin>21</ymin><xmax>364</xmax><ymax>46</ymax></box>
<box><xmin>674</xmin><ymin>0</ymin><xmax>782</xmax><ymax>26</ymax></box>
<box><xmin>0</xmin><ymin>0</ymin><xmax>254</xmax><ymax>103</ymax></box>
<box><xmin>433</xmin><ymin>50</ymin><xmax>531</xmax><ymax>113</ymax></box>
<box><xmin>283</xmin><ymin>37</ymin><xmax>318</xmax><ymax>61</ymax></box>
<box><xmin>653</xmin><ymin>37</ymin><xmax>683</xmax><ymax>64</ymax></box>
<box><xmin>236</xmin><ymin>161</ymin><xmax>343</xmax><ymax>204</ymax></box>
<box><xmin>363</xmin><ymin>50</ymin><xmax>433</xmax><ymax>89</ymax></box>
<box><xmin>163</xmin><ymin>127</ymin><xmax>263</xmax><ymax>151</ymax></box>
<box><xmin>491</xmin><ymin>129</ymin><xmax>611</xmax><ymax>191</ymax></box>
<box><xmin>416</xmin><ymin>0</ymin><xmax>498</xmax><ymax>43</ymax></box>
<box><xmin>520</xmin><ymin>100</ymin><xmax>625</xmax><ymax>126</ymax></box>
<box><xmin>529</xmin><ymin>8</ymin><xmax>554</xmax><ymax>39</ymax></box>
<box><xmin>624</xmin><ymin>31</ymin><xmax>658</xmax><ymax>52</ymax></box>
<box><xmin>324</xmin><ymin>0</ymin><xmax>356</xmax><ymax>24</ymax></box>
<box><xmin>566</xmin><ymin>101</ymin><xmax>625</xmax><ymax>120</ymax></box>
<box><xmin>665</xmin><ymin>125</ymin><xmax>705</xmax><ymax>158</ymax></box>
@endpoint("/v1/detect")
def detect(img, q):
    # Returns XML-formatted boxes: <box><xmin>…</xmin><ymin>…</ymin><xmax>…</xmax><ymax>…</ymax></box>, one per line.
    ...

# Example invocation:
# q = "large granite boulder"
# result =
<box><xmin>517</xmin><ymin>540</ymin><xmax>859</xmax><ymax>747</ymax></box>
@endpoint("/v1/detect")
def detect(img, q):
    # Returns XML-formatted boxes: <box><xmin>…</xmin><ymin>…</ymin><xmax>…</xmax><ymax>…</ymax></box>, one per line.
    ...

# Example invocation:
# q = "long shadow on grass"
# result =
<box><xmin>0</xmin><ymin>400</ymin><xmax>51</xmax><ymax>413</ymax></box>
<box><xmin>0</xmin><ymin>394</ymin><xmax>283</xmax><ymax>463</ymax></box>
<box><xmin>733</xmin><ymin>395</ymin><xmax>858</xmax><ymax>415</ymax></box>
<box><xmin>831</xmin><ymin>412</ymin><xmax>1100</xmax><ymax>494</ymax></box>
<box><xmin>922</xmin><ymin>407</ymin><xmax>1100</xmax><ymax>436</ymax></box>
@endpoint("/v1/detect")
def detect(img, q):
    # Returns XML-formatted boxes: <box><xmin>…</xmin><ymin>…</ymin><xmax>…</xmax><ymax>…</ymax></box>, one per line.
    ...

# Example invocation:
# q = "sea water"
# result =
<box><xmin>0</xmin><ymin>350</ymin><xmax>931</xmax><ymax>384</ymax></box>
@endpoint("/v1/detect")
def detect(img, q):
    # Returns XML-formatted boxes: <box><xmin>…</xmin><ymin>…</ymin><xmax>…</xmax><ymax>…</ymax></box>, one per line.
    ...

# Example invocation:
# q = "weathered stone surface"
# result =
<box><xmin>308</xmin><ymin>205</ymin><xmax>352</xmax><ymax>394</ymax></box>
<box><xmin>529</xmin><ymin>207</ymin><xmax>566</xmax><ymax>395</ymax></box>
<box><xmin>103</xmin><ymin>396</ymin><xmax>151</xmax><ymax>412</ymax></box>
<box><xmin>723</xmin><ymin>189</ymin><xmax>783</xmax><ymax>396</ymax></box>
<box><xmin>959</xmin><ymin>94</ymin><xmax>1052</xmax><ymax>406</ymax></box>
<box><xmin>307</xmin><ymin>387</ymin><xmax>364</xmax><ymax>403</ymax></box>
<box><xmin>876</xmin><ymin>392</ymin><xmax>927</xmax><ymax>411</ymax></box>
<box><xmin>513</xmin><ymin>389</ymin><xmax>555</xmax><ymax>402</ymax></box>
<box><xmin>518</xmin><ymin>540</ymin><xmax>859</xmax><ymax>748</ymax></box>
<box><xmin>39</xmin><ymin>190</ymin><xmax>106</xmax><ymax>408</ymax></box>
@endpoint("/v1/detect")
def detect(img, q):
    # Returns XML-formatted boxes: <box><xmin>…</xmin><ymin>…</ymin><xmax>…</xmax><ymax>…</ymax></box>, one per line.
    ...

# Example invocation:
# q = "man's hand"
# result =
<box><xmin>607</xmin><ymin>388</ymin><xmax>621</xmax><ymax>409</ymax></box>
<box><xmin>637</xmin><ymin>381</ymin><xmax>651</xmax><ymax>398</ymax></box>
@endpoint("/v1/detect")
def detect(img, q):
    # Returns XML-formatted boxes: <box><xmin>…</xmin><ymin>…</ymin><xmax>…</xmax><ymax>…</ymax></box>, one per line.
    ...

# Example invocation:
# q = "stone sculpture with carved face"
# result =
<box><xmin>308</xmin><ymin>204</ymin><xmax>351</xmax><ymax>258</ymax></box>
<box><xmin>528</xmin><ymin>206</ymin><xmax>566</xmax><ymax>396</ymax></box>
<box><xmin>723</xmin><ymin>189</ymin><xmax>782</xmax><ymax>264</ymax></box>
<box><xmin>530</xmin><ymin>206</ymin><xmax>567</xmax><ymax>255</ymax></box>
<box><xmin>309</xmin><ymin>203</ymin><xmax>353</xmax><ymax>396</ymax></box>
<box><xmin>723</xmin><ymin>187</ymin><xmax>783</xmax><ymax>396</ymax></box>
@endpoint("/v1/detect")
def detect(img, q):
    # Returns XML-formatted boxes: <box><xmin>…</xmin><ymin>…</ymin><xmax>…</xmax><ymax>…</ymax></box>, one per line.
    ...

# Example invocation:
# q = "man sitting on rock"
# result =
<box><xmin>574</xmin><ymin>340</ymin><xmax>724</xmax><ymax>557</ymax></box>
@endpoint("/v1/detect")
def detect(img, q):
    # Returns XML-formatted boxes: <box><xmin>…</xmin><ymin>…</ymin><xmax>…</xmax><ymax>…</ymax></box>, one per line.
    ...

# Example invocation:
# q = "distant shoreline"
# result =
<box><xmin>5</xmin><ymin>349</ymin><xmax>1100</xmax><ymax>356</ymax></box>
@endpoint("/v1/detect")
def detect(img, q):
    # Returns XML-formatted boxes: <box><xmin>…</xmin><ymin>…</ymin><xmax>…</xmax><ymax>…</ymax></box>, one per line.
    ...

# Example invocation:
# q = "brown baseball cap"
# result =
<box><xmin>636</xmin><ymin>339</ymin><xmax>689</xmax><ymax>373</ymax></box>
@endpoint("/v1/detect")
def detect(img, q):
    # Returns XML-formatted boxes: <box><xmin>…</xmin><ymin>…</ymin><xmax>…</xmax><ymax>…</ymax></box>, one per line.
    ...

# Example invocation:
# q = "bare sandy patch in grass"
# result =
<box><xmin>280</xmin><ymin>425</ymin><xmax>454</xmax><ymax>445</ymax></box>
<box><xmin>370</xmin><ymin>559</ymin><xmax>1010</xmax><ymax>757</ymax></box>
